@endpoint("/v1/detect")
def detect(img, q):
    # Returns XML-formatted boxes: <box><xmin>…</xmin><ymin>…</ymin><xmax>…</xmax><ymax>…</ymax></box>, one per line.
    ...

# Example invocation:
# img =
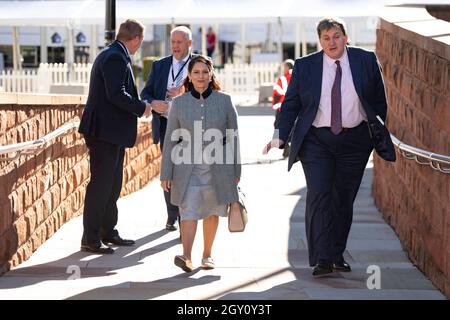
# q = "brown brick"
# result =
<box><xmin>0</xmin><ymin>202</ymin><xmax>13</xmax><ymax>235</ymax></box>
<box><xmin>50</xmin><ymin>184</ymin><xmax>61</xmax><ymax>210</ymax></box>
<box><xmin>13</xmin><ymin>216</ymin><xmax>28</xmax><ymax>246</ymax></box>
<box><xmin>24</xmin><ymin>207</ymin><xmax>37</xmax><ymax>236</ymax></box>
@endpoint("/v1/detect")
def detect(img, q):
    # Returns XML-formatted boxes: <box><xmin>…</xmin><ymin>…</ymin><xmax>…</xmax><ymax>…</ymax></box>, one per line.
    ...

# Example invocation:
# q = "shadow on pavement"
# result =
<box><xmin>216</xmin><ymin>167</ymin><xmax>383</xmax><ymax>300</ymax></box>
<box><xmin>0</xmin><ymin>229</ymin><xmax>177</xmax><ymax>290</ymax></box>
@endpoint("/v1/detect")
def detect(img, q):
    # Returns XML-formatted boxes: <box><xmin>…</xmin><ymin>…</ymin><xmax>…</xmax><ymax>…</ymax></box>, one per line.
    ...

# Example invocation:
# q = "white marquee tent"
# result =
<box><xmin>0</xmin><ymin>0</ymin><xmax>441</xmax><ymax>68</ymax></box>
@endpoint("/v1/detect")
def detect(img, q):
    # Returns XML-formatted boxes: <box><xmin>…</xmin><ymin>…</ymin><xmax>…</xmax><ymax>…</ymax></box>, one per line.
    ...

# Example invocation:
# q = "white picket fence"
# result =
<box><xmin>0</xmin><ymin>63</ymin><xmax>92</xmax><ymax>94</ymax></box>
<box><xmin>0</xmin><ymin>69</ymin><xmax>39</xmax><ymax>93</ymax></box>
<box><xmin>215</xmin><ymin>62</ymin><xmax>279</xmax><ymax>95</ymax></box>
<box><xmin>0</xmin><ymin>62</ymin><xmax>278</xmax><ymax>96</ymax></box>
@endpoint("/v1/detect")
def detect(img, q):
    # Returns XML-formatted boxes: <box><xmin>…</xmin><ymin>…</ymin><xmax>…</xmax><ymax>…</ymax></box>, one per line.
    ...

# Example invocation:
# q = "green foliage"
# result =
<box><xmin>142</xmin><ymin>56</ymin><xmax>160</xmax><ymax>82</ymax></box>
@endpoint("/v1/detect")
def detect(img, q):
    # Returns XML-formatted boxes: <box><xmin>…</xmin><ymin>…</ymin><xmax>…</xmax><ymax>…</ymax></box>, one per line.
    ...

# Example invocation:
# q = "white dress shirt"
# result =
<box><xmin>313</xmin><ymin>50</ymin><xmax>367</xmax><ymax>129</ymax></box>
<box><xmin>162</xmin><ymin>54</ymin><xmax>190</xmax><ymax>118</ymax></box>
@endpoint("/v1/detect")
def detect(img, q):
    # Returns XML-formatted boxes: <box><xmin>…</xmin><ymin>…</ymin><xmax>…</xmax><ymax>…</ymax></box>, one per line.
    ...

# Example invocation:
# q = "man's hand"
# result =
<box><xmin>166</xmin><ymin>86</ymin><xmax>184</xmax><ymax>99</ymax></box>
<box><xmin>262</xmin><ymin>139</ymin><xmax>284</xmax><ymax>155</ymax></box>
<box><xmin>151</xmin><ymin>100</ymin><xmax>169</xmax><ymax>114</ymax></box>
<box><xmin>161</xmin><ymin>180</ymin><xmax>171</xmax><ymax>192</ymax></box>
<box><xmin>143</xmin><ymin>102</ymin><xmax>152</xmax><ymax>117</ymax></box>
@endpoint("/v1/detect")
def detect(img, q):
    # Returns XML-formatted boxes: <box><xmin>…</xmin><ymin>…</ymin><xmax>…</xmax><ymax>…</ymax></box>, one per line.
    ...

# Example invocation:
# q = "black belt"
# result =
<box><xmin>313</xmin><ymin>121</ymin><xmax>365</xmax><ymax>132</ymax></box>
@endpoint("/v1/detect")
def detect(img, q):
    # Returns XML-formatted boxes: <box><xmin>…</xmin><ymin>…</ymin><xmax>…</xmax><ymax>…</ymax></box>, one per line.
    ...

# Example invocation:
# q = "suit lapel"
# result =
<box><xmin>348</xmin><ymin>47</ymin><xmax>363</xmax><ymax>103</ymax></box>
<box><xmin>159</xmin><ymin>57</ymin><xmax>172</xmax><ymax>98</ymax></box>
<box><xmin>127</xmin><ymin>62</ymin><xmax>138</xmax><ymax>97</ymax></box>
<box><xmin>348</xmin><ymin>47</ymin><xmax>375</xmax><ymax>119</ymax></box>
<box><xmin>312</xmin><ymin>51</ymin><xmax>323</xmax><ymax>109</ymax></box>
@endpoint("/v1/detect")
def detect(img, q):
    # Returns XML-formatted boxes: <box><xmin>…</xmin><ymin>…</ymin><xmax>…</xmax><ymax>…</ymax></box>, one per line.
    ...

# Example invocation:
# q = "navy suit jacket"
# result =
<box><xmin>140</xmin><ymin>55</ymin><xmax>173</xmax><ymax>144</ymax></box>
<box><xmin>78</xmin><ymin>40</ymin><xmax>145</xmax><ymax>147</ymax></box>
<box><xmin>277</xmin><ymin>46</ymin><xmax>393</xmax><ymax>171</ymax></box>
<box><xmin>141</xmin><ymin>54</ymin><xmax>198</xmax><ymax>144</ymax></box>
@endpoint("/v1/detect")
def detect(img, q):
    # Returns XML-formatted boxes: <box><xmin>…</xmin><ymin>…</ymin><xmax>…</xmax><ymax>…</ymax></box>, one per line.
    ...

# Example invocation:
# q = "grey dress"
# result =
<box><xmin>160</xmin><ymin>88</ymin><xmax>241</xmax><ymax>221</ymax></box>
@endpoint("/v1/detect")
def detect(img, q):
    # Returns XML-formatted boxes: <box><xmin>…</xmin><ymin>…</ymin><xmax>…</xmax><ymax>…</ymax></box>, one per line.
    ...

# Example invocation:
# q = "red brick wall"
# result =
<box><xmin>373</xmin><ymin>18</ymin><xmax>450</xmax><ymax>297</ymax></box>
<box><xmin>0</xmin><ymin>94</ymin><xmax>161</xmax><ymax>274</ymax></box>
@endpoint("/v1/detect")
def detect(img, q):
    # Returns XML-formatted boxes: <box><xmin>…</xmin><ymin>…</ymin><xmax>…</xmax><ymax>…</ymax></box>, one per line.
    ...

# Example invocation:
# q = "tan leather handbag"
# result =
<box><xmin>228</xmin><ymin>186</ymin><xmax>248</xmax><ymax>232</ymax></box>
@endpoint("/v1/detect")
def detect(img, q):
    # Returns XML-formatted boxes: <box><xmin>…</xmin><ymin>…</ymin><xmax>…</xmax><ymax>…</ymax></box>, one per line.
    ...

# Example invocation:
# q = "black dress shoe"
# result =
<box><xmin>312</xmin><ymin>260</ymin><xmax>333</xmax><ymax>277</ymax></box>
<box><xmin>166</xmin><ymin>220</ymin><xmax>177</xmax><ymax>231</ymax></box>
<box><xmin>102</xmin><ymin>235</ymin><xmax>135</xmax><ymax>246</ymax></box>
<box><xmin>333</xmin><ymin>260</ymin><xmax>352</xmax><ymax>272</ymax></box>
<box><xmin>81</xmin><ymin>243</ymin><xmax>114</xmax><ymax>254</ymax></box>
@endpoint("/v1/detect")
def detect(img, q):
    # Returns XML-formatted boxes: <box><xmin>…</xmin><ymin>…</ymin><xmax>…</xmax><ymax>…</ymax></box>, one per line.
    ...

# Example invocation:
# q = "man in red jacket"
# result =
<box><xmin>273</xmin><ymin>59</ymin><xmax>295</xmax><ymax>127</ymax></box>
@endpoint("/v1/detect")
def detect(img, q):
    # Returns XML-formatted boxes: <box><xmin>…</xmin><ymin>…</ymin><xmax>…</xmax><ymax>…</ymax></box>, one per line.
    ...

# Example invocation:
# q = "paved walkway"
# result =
<box><xmin>0</xmin><ymin>107</ymin><xmax>446</xmax><ymax>300</ymax></box>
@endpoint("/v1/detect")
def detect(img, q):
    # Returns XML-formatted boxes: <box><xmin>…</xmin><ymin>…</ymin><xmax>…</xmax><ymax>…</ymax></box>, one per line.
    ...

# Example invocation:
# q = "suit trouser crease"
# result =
<box><xmin>159</xmin><ymin>116</ymin><xmax>180</xmax><ymax>223</ymax></box>
<box><xmin>298</xmin><ymin>123</ymin><xmax>372</xmax><ymax>266</ymax></box>
<box><xmin>82</xmin><ymin>136</ymin><xmax>124</xmax><ymax>245</ymax></box>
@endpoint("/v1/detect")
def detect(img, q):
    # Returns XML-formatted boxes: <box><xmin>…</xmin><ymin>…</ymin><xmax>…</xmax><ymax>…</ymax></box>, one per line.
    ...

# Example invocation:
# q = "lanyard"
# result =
<box><xmin>171</xmin><ymin>55</ymin><xmax>190</xmax><ymax>86</ymax></box>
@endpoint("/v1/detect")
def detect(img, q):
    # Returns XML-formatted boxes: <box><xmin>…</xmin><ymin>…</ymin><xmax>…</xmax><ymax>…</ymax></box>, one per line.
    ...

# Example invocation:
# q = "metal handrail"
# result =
<box><xmin>0</xmin><ymin>121</ymin><xmax>80</xmax><ymax>161</ymax></box>
<box><xmin>391</xmin><ymin>134</ymin><xmax>450</xmax><ymax>174</ymax></box>
<box><xmin>0</xmin><ymin>117</ymin><xmax>151</xmax><ymax>162</ymax></box>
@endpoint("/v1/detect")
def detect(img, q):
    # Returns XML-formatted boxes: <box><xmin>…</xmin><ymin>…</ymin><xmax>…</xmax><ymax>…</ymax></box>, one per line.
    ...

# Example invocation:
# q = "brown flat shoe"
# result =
<box><xmin>174</xmin><ymin>255</ymin><xmax>193</xmax><ymax>272</ymax></box>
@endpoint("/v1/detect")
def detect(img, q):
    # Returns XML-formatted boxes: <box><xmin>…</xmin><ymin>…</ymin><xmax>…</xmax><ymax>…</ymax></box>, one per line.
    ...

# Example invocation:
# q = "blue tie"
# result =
<box><xmin>175</xmin><ymin>61</ymin><xmax>185</xmax><ymax>87</ymax></box>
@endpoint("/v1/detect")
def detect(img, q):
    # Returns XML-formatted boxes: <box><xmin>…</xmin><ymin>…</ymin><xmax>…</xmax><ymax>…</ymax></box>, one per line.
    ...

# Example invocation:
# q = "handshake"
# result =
<box><xmin>143</xmin><ymin>102</ymin><xmax>152</xmax><ymax>118</ymax></box>
<box><xmin>142</xmin><ymin>100</ymin><xmax>170</xmax><ymax>118</ymax></box>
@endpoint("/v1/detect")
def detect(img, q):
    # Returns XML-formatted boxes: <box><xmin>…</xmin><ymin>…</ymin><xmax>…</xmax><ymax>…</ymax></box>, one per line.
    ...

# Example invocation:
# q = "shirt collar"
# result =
<box><xmin>173</xmin><ymin>53</ymin><xmax>191</xmax><ymax>65</ymax></box>
<box><xmin>323</xmin><ymin>48</ymin><xmax>349</xmax><ymax>67</ymax></box>
<box><xmin>190</xmin><ymin>86</ymin><xmax>212</xmax><ymax>99</ymax></box>
<box><xmin>116</xmin><ymin>40</ymin><xmax>131</xmax><ymax>61</ymax></box>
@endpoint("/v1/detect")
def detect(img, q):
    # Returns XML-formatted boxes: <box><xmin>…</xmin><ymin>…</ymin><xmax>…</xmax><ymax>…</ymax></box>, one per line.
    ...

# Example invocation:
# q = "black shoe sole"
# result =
<box><xmin>102</xmin><ymin>241</ymin><xmax>135</xmax><ymax>246</ymax></box>
<box><xmin>333</xmin><ymin>267</ymin><xmax>351</xmax><ymax>272</ymax></box>
<box><xmin>80</xmin><ymin>246</ymin><xmax>114</xmax><ymax>254</ymax></box>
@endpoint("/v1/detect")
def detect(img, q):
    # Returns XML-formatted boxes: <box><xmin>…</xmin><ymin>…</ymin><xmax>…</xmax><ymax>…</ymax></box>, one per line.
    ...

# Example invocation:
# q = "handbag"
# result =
<box><xmin>228</xmin><ymin>186</ymin><xmax>248</xmax><ymax>232</ymax></box>
<box><xmin>367</xmin><ymin>116</ymin><xmax>396</xmax><ymax>162</ymax></box>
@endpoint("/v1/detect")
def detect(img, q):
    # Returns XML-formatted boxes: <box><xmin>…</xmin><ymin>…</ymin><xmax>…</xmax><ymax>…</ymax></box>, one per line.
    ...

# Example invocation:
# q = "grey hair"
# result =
<box><xmin>170</xmin><ymin>26</ymin><xmax>192</xmax><ymax>41</ymax></box>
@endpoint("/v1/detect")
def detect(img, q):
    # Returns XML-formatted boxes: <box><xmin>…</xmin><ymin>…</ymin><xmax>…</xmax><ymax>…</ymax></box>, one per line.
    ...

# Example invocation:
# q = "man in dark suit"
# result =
<box><xmin>78</xmin><ymin>19</ymin><xmax>152</xmax><ymax>254</ymax></box>
<box><xmin>264</xmin><ymin>17</ymin><xmax>395</xmax><ymax>276</ymax></box>
<box><xmin>141</xmin><ymin>26</ymin><xmax>193</xmax><ymax>232</ymax></box>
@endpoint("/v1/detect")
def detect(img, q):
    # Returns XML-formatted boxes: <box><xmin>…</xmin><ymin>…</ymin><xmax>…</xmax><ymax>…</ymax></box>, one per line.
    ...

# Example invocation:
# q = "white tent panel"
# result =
<box><xmin>0</xmin><ymin>0</ymin><xmax>388</xmax><ymax>27</ymax></box>
<box><xmin>0</xmin><ymin>27</ymin><xmax>13</xmax><ymax>45</ymax></box>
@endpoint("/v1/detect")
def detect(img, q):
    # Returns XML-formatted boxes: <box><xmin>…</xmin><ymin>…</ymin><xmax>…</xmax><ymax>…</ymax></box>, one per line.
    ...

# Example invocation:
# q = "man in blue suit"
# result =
<box><xmin>264</xmin><ymin>17</ymin><xmax>395</xmax><ymax>276</ymax></box>
<box><xmin>78</xmin><ymin>19</ymin><xmax>152</xmax><ymax>254</ymax></box>
<box><xmin>141</xmin><ymin>26</ymin><xmax>193</xmax><ymax>232</ymax></box>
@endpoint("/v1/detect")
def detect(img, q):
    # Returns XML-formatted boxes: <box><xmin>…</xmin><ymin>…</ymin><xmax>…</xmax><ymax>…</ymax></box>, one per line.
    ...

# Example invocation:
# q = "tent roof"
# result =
<box><xmin>0</xmin><ymin>0</ymin><xmax>388</xmax><ymax>27</ymax></box>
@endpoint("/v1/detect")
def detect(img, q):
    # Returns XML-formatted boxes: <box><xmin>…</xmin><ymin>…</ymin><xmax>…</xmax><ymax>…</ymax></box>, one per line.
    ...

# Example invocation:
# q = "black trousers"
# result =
<box><xmin>159</xmin><ymin>117</ymin><xmax>180</xmax><ymax>224</ymax></box>
<box><xmin>297</xmin><ymin>123</ymin><xmax>373</xmax><ymax>266</ymax></box>
<box><xmin>81</xmin><ymin>136</ymin><xmax>124</xmax><ymax>246</ymax></box>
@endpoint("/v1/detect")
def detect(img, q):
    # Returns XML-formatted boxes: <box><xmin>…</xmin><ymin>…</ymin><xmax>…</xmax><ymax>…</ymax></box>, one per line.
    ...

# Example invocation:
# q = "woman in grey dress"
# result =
<box><xmin>160</xmin><ymin>55</ymin><xmax>241</xmax><ymax>272</ymax></box>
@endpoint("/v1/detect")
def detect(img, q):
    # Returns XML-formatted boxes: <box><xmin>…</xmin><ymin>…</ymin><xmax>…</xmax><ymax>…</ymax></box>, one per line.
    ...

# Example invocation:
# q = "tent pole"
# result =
<box><xmin>301</xmin><ymin>23</ymin><xmax>307</xmax><ymax>57</ymax></box>
<box><xmin>90</xmin><ymin>25</ymin><xmax>98</xmax><ymax>63</ymax></box>
<box><xmin>201</xmin><ymin>24</ymin><xmax>207</xmax><ymax>56</ymax></box>
<box><xmin>40</xmin><ymin>27</ymin><xmax>48</xmax><ymax>65</ymax></box>
<box><xmin>12</xmin><ymin>26</ymin><xmax>21</xmax><ymax>70</ymax></box>
<box><xmin>295</xmin><ymin>21</ymin><xmax>300</xmax><ymax>59</ymax></box>
<box><xmin>277</xmin><ymin>17</ymin><xmax>283</xmax><ymax>63</ymax></box>
<box><xmin>241</xmin><ymin>23</ymin><xmax>247</xmax><ymax>63</ymax></box>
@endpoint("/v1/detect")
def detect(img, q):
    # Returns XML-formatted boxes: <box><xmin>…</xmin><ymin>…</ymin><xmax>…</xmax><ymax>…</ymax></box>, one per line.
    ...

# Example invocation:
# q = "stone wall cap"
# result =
<box><xmin>380</xmin><ymin>6</ymin><xmax>435</xmax><ymax>23</ymax></box>
<box><xmin>380</xmin><ymin>6</ymin><xmax>450</xmax><ymax>59</ymax></box>
<box><xmin>0</xmin><ymin>93</ymin><xmax>87</xmax><ymax>105</ymax></box>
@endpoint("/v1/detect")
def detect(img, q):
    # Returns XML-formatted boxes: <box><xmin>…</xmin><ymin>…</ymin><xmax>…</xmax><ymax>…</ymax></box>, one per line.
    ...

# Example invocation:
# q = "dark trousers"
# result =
<box><xmin>81</xmin><ymin>136</ymin><xmax>124</xmax><ymax>245</ymax></box>
<box><xmin>297</xmin><ymin>122</ymin><xmax>373</xmax><ymax>266</ymax></box>
<box><xmin>159</xmin><ymin>117</ymin><xmax>180</xmax><ymax>224</ymax></box>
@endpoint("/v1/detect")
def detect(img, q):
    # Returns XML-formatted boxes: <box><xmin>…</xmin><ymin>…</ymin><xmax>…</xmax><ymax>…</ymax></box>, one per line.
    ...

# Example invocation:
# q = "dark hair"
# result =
<box><xmin>116</xmin><ymin>19</ymin><xmax>145</xmax><ymax>41</ymax></box>
<box><xmin>182</xmin><ymin>55</ymin><xmax>222</xmax><ymax>91</ymax></box>
<box><xmin>316</xmin><ymin>17</ymin><xmax>347</xmax><ymax>38</ymax></box>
